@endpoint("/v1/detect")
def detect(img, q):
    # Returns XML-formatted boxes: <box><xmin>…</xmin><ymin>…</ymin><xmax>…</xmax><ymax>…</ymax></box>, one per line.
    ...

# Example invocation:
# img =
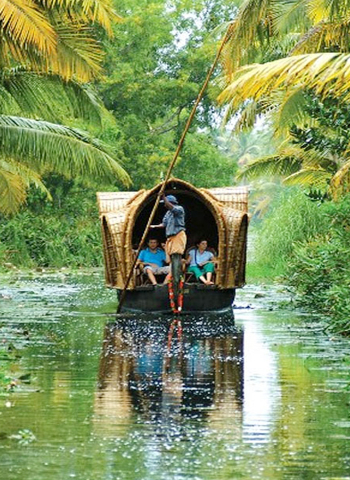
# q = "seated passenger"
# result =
<box><xmin>186</xmin><ymin>239</ymin><xmax>216</xmax><ymax>285</ymax></box>
<box><xmin>137</xmin><ymin>238</ymin><xmax>170</xmax><ymax>285</ymax></box>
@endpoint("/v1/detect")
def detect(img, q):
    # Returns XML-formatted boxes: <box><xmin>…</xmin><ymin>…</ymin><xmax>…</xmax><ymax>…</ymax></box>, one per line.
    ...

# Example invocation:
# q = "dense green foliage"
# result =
<box><xmin>218</xmin><ymin>0</ymin><xmax>350</xmax><ymax>334</ymax></box>
<box><xmin>0</xmin><ymin>179</ymin><xmax>102</xmax><ymax>268</ymax></box>
<box><xmin>0</xmin><ymin>0</ymin><xmax>129</xmax><ymax>215</ymax></box>
<box><xmin>249</xmin><ymin>188</ymin><xmax>327</xmax><ymax>277</ymax></box>
<box><xmin>292</xmin><ymin>92</ymin><xmax>350</xmax><ymax>158</ymax></box>
<box><xmin>96</xmin><ymin>0</ymin><xmax>238</xmax><ymax>189</ymax></box>
<box><xmin>0</xmin><ymin>0</ymin><xmax>242</xmax><ymax>269</ymax></box>
<box><xmin>287</xmin><ymin>196</ymin><xmax>350</xmax><ymax>334</ymax></box>
<box><xmin>250</xmin><ymin>188</ymin><xmax>350</xmax><ymax>334</ymax></box>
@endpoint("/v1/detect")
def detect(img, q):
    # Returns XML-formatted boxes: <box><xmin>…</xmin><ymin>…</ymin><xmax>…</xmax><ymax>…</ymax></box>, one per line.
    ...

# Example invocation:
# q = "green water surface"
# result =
<box><xmin>1</xmin><ymin>272</ymin><xmax>350</xmax><ymax>480</ymax></box>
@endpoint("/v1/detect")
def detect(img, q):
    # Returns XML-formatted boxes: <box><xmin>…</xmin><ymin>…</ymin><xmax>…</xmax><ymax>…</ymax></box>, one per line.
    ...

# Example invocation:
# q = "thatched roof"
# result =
<box><xmin>97</xmin><ymin>178</ymin><xmax>248</xmax><ymax>290</ymax></box>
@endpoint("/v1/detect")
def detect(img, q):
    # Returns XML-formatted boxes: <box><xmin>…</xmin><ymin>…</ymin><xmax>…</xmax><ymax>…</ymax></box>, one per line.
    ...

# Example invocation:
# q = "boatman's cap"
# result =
<box><xmin>161</xmin><ymin>195</ymin><xmax>178</xmax><ymax>204</ymax></box>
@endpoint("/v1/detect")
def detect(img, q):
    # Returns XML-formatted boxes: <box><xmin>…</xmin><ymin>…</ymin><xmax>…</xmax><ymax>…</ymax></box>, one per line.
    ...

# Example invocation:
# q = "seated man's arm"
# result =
<box><xmin>144</xmin><ymin>262</ymin><xmax>160</xmax><ymax>268</ymax></box>
<box><xmin>209</xmin><ymin>253</ymin><xmax>219</xmax><ymax>267</ymax></box>
<box><xmin>160</xmin><ymin>251</ymin><xmax>168</xmax><ymax>266</ymax></box>
<box><xmin>137</xmin><ymin>250</ymin><xmax>146</xmax><ymax>269</ymax></box>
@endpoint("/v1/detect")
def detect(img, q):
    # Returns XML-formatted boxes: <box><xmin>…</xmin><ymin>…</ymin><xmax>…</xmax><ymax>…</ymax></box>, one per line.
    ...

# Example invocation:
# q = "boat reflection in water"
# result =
<box><xmin>94</xmin><ymin>314</ymin><xmax>243</xmax><ymax>437</ymax></box>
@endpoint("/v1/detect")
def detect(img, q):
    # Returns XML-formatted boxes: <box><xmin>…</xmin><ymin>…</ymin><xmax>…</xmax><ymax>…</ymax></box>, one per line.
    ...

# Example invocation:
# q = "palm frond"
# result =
<box><xmin>330</xmin><ymin>158</ymin><xmax>350</xmax><ymax>197</ymax></box>
<box><xmin>283</xmin><ymin>167</ymin><xmax>331</xmax><ymax>187</ymax></box>
<box><xmin>307</xmin><ymin>0</ymin><xmax>331</xmax><ymax>23</ymax></box>
<box><xmin>48</xmin><ymin>22</ymin><xmax>103</xmax><ymax>81</ymax></box>
<box><xmin>63</xmin><ymin>81</ymin><xmax>103</xmax><ymax>125</ymax></box>
<box><xmin>0</xmin><ymin>156</ymin><xmax>51</xmax><ymax>193</ymax></box>
<box><xmin>2</xmin><ymin>68</ymin><xmax>103</xmax><ymax>124</ymax></box>
<box><xmin>44</xmin><ymin>0</ymin><xmax>122</xmax><ymax>36</ymax></box>
<box><xmin>221</xmin><ymin>0</ymin><xmax>274</xmax><ymax>73</ymax></box>
<box><xmin>0</xmin><ymin>83</ymin><xmax>19</xmax><ymax>114</ymax></box>
<box><xmin>219</xmin><ymin>53</ymin><xmax>350</xmax><ymax>114</ymax></box>
<box><xmin>298</xmin><ymin>145</ymin><xmax>339</xmax><ymax>172</ymax></box>
<box><xmin>5</xmin><ymin>19</ymin><xmax>104</xmax><ymax>81</ymax></box>
<box><xmin>1</xmin><ymin>31</ymin><xmax>48</xmax><ymax>70</ymax></box>
<box><xmin>0</xmin><ymin>157</ymin><xmax>52</xmax><ymax>214</ymax></box>
<box><xmin>0</xmin><ymin>162</ymin><xmax>27</xmax><ymax>215</ymax></box>
<box><xmin>253</xmin><ymin>195</ymin><xmax>272</xmax><ymax>218</ymax></box>
<box><xmin>228</xmin><ymin>100</ymin><xmax>259</xmax><ymax>132</ymax></box>
<box><xmin>274</xmin><ymin>0</ymin><xmax>310</xmax><ymax>35</ymax></box>
<box><xmin>0</xmin><ymin>0</ymin><xmax>56</xmax><ymax>53</ymax></box>
<box><xmin>274</xmin><ymin>87</ymin><xmax>310</xmax><ymax>134</ymax></box>
<box><xmin>2</xmin><ymin>69</ymin><xmax>69</xmax><ymax>120</ymax></box>
<box><xmin>0</xmin><ymin>115</ymin><xmax>131</xmax><ymax>185</ymax></box>
<box><xmin>318</xmin><ymin>0</ymin><xmax>350</xmax><ymax>20</ymax></box>
<box><xmin>288</xmin><ymin>22</ymin><xmax>326</xmax><ymax>54</ymax></box>
<box><xmin>78</xmin><ymin>0</ymin><xmax>121</xmax><ymax>35</ymax></box>
<box><xmin>291</xmin><ymin>19</ymin><xmax>350</xmax><ymax>54</ymax></box>
<box><xmin>237</xmin><ymin>151</ymin><xmax>302</xmax><ymax>180</ymax></box>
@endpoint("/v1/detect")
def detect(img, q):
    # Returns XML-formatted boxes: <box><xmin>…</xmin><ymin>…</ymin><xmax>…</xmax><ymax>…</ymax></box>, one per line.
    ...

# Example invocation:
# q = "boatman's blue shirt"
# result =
<box><xmin>162</xmin><ymin>205</ymin><xmax>185</xmax><ymax>237</ymax></box>
<box><xmin>138</xmin><ymin>248</ymin><xmax>166</xmax><ymax>267</ymax></box>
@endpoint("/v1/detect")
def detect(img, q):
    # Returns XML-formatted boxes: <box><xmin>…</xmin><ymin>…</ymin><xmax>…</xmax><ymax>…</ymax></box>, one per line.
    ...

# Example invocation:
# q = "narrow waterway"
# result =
<box><xmin>1</xmin><ymin>272</ymin><xmax>350</xmax><ymax>480</ymax></box>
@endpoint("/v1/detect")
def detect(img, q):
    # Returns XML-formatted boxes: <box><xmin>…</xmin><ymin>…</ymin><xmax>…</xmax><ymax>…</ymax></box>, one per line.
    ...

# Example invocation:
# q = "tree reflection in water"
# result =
<box><xmin>94</xmin><ymin>315</ymin><xmax>243</xmax><ymax>437</ymax></box>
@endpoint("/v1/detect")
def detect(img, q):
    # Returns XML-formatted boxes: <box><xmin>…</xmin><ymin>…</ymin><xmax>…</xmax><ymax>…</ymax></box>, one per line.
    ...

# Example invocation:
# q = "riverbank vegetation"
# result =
<box><xmin>0</xmin><ymin>0</ymin><xmax>239</xmax><ymax>267</ymax></box>
<box><xmin>249</xmin><ymin>190</ymin><xmax>350</xmax><ymax>334</ymax></box>
<box><xmin>0</xmin><ymin>178</ymin><xmax>102</xmax><ymax>268</ymax></box>
<box><xmin>220</xmin><ymin>0</ymin><xmax>350</xmax><ymax>334</ymax></box>
<box><xmin>2</xmin><ymin>0</ymin><xmax>350</xmax><ymax>334</ymax></box>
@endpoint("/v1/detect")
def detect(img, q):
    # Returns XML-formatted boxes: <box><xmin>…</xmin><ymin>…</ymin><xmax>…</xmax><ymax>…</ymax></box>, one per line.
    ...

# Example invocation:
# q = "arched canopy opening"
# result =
<box><xmin>131</xmin><ymin>182</ymin><xmax>219</xmax><ymax>253</ymax></box>
<box><xmin>97</xmin><ymin>181</ymin><xmax>248</xmax><ymax>290</ymax></box>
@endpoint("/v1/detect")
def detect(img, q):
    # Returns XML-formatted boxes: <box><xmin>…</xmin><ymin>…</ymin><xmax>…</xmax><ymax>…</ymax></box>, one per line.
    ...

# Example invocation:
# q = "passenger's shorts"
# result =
<box><xmin>143</xmin><ymin>265</ymin><xmax>170</xmax><ymax>275</ymax></box>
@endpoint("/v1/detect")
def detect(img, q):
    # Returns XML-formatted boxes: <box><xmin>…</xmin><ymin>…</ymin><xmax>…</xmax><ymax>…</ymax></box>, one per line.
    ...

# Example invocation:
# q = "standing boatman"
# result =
<box><xmin>150</xmin><ymin>194</ymin><xmax>186</xmax><ymax>298</ymax></box>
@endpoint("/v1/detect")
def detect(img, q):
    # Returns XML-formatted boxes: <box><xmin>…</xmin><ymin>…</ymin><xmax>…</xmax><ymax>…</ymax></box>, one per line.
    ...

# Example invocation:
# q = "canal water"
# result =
<box><xmin>1</xmin><ymin>271</ymin><xmax>350</xmax><ymax>480</ymax></box>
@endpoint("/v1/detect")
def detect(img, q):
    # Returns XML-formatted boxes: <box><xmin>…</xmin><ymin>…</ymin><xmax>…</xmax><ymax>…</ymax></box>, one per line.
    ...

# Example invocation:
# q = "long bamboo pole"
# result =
<box><xmin>117</xmin><ymin>23</ymin><xmax>233</xmax><ymax>313</ymax></box>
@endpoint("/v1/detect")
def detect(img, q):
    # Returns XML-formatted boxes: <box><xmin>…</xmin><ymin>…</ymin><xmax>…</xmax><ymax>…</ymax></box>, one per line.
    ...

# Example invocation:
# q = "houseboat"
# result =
<box><xmin>97</xmin><ymin>178</ymin><xmax>248</xmax><ymax>313</ymax></box>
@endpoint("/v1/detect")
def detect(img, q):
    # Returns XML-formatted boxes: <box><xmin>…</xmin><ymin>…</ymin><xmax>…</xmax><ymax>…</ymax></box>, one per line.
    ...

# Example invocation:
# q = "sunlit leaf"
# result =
<box><xmin>283</xmin><ymin>167</ymin><xmax>331</xmax><ymax>187</ymax></box>
<box><xmin>0</xmin><ymin>0</ymin><xmax>57</xmax><ymax>53</ymax></box>
<box><xmin>0</xmin><ymin>115</ymin><xmax>131</xmax><ymax>184</ymax></box>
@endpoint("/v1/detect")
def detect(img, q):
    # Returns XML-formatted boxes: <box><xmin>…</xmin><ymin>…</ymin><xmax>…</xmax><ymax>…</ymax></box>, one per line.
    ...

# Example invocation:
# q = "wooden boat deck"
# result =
<box><xmin>117</xmin><ymin>283</ymin><xmax>235</xmax><ymax>314</ymax></box>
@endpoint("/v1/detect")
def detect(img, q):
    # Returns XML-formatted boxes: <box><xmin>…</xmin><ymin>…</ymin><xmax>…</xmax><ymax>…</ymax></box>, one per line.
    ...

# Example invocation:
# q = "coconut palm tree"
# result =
<box><xmin>218</xmin><ymin>0</ymin><xmax>350</xmax><ymax>196</ymax></box>
<box><xmin>0</xmin><ymin>0</ymin><xmax>120</xmax><ymax>81</ymax></box>
<box><xmin>0</xmin><ymin>0</ymin><xmax>129</xmax><ymax>215</ymax></box>
<box><xmin>215</xmin><ymin>128</ymin><xmax>275</xmax><ymax>167</ymax></box>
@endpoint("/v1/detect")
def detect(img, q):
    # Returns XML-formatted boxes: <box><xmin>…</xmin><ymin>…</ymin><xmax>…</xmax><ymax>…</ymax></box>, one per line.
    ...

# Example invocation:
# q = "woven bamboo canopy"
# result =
<box><xmin>97</xmin><ymin>178</ymin><xmax>248</xmax><ymax>290</ymax></box>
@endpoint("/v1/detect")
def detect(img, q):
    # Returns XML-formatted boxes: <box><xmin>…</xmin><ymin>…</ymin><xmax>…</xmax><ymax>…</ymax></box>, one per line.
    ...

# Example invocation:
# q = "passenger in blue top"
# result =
<box><xmin>186</xmin><ymin>239</ymin><xmax>216</xmax><ymax>285</ymax></box>
<box><xmin>137</xmin><ymin>238</ymin><xmax>170</xmax><ymax>285</ymax></box>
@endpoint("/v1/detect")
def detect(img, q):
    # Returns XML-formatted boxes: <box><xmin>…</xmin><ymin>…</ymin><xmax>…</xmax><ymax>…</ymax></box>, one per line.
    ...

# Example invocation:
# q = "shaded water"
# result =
<box><xmin>1</xmin><ymin>272</ymin><xmax>350</xmax><ymax>479</ymax></box>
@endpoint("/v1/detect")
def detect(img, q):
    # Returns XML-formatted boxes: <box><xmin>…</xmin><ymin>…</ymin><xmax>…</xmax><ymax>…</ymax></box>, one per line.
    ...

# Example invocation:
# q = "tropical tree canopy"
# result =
<box><xmin>0</xmin><ymin>0</ymin><xmax>129</xmax><ymax>215</ymax></box>
<box><xmin>219</xmin><ymin>0</ymin><xmax>350</xmax><ymax>197</ymax></box>
<box><xmin>97</xmin><ymin>0</ymin><xmax>239</xmax><ymax>190</ymax></box>
<box><xmin>0</xmin><ymin>0</ymin><xmax>121</xmax><ymax>81</ymax></box>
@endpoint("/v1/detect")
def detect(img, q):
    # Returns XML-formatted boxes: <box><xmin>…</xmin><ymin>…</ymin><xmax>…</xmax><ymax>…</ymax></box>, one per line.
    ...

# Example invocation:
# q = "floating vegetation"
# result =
<box><xmin>9</xmin><ymin>429</ymin><xmax>36</xmax><ymax>445</ymax></box>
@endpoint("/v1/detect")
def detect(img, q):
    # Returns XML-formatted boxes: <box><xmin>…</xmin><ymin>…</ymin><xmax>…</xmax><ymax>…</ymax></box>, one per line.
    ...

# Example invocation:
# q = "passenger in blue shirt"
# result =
<box><xmin>137</xmin><ymin>238</ymin><xmax>170</xmax><ymax>285</ymax></box>
<box><xmin>186</xmin><ymin>239</ymin><xmax>216</xmax><ymax>285</ymax></box>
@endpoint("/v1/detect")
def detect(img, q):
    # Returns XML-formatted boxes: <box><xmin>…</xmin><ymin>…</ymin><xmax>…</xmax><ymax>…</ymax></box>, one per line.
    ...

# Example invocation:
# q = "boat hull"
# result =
<box><xmin>117</xmin><ymin>284</ymin><xmax>235</xmax><ymax>314</ymax></box>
